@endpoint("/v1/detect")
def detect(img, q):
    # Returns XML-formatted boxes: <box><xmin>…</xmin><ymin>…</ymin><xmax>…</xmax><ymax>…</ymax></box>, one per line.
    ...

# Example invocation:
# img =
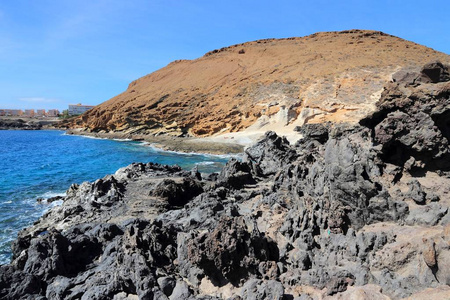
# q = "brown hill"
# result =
<box><xmin>64</xmin><ymin>30</ymin><xmax>450</xmax><ymax>138</ymax></box>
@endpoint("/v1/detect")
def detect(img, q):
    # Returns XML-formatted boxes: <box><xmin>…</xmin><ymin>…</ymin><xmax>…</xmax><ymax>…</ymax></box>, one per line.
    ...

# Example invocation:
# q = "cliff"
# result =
<box><xmin>2</xmin><ymin>62</ymin><xmax>450</xmax><ymax>299</ymax></box>
<box><xmin>61</xmin><ymin>30</ymin><xmax>449</xmax><ymax>140</ymax></box>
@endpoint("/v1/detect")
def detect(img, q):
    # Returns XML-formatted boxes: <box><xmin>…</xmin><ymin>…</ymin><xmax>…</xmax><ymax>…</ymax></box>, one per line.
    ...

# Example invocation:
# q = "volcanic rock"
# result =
<box><xmin>1</xmin><ymin>62</ymin><xmax>450</xmax><ymax>299</ymax></box>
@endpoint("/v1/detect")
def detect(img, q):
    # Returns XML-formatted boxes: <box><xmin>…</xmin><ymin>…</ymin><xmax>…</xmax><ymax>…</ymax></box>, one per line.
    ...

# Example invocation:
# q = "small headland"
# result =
<box><xmin>0</xmin><ymin>116</ymin><xmax>61</xmax><ymax>130</ymax></box>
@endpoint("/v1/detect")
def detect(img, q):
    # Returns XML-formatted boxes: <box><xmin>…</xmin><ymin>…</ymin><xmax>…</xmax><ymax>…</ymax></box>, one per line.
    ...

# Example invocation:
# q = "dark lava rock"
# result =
<box><xmin>406</xmin><ymin>179</ymin><xmax>427</xmax><ymax>204</ymax></box>
<box><xmin>361</xmin><ymin>61</ymin><xmax>450</xmax><ymax>171</ymax></box>
<box><xmin>217</xmin><ymin>159</ymin><xmax>254</xmax><ymax>189</ymax></box>
<box><xmin>421</xmin><ymin>61</ymin><xmax>450</xmax><ymax>83</ymax></box>
<box><xmin>183</xmin><ymin>216</ymin><xmax>279</xmax><ymax>286</ymax></box>
<box><xmin>294</xmin><ymin>122</ymin><xmax>330</xmax><ymax>144</ymax></box>
<box><xmin>244</xmin><ymin>131</ymin><xmax>298</xmax><ymax>177</ymax></box>
<box><xmin>326</xmin><ymin>272</ymin><xmax>355</xmax><ymax>295</ymax></box>
<box><xmin>391</xmin><ymin>60</ymin><xmax>450</xmax><ymax>85</ymax></box>
<box><xmin>168</xmin><ymin>280</ymin><xmax>192</xmax><ymax>300</ymax></box>
<box><xmin>152</xmin><ymin>177</ymin><xmax>203</xmax><ymax>207</ymax></box>
<box><xmin>406</xmin><ymin>202</ymin><xmax>448</xmax><ymax>226</ymax></box>
<box><xmin>1</xmin><ymin>62</ymin><xmax>449</xmax><ymax>299</ymax></box>
<box><xmin>157</xmin><ymin>276</ymin><xmax>176</xmax><ymax>296</ymax></box>
<box><xmin>240</xmin><ymin>279</ymin><xmax>284</xmax><ymax>300</ymax></box>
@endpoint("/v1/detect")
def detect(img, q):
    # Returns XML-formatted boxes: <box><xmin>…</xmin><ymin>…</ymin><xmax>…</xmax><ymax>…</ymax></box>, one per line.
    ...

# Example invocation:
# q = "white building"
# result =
<box><xmin>68</xmin><ymin>103</ymin><xmax>95</xmax><ymax>116</ymax></box>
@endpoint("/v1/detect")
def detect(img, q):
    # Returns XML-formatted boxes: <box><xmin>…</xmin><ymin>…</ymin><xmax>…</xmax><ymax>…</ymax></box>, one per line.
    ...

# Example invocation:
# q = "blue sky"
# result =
<box><xmin>0</xmin><ymin>0</ymin><xmax>449</xmax><ymax>111</ymax></box>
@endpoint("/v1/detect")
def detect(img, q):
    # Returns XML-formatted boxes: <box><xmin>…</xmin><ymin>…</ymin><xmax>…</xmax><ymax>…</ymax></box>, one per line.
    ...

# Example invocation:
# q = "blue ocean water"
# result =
<box><xmin>0</xmin><ymin>130</ymin><xmax>230</xmax><ymax>264</ymax></box>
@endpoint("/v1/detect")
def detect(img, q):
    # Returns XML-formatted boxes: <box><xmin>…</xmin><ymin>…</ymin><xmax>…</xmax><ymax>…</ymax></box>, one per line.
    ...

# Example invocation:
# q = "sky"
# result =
<box><xmin>0</xmin><ymin>0</ymin><xmax>449</xmax><ymax>111</ymax></box>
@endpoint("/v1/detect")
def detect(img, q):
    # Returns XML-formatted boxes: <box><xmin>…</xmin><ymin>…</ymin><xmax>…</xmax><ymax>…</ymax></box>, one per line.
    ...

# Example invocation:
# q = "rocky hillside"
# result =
<box><xmin>2</xmin><ymin>63</ymin><xmax>449</xmax><ymax>299</ymax></box>
<box><xmin>62</xmin><ymin>30</ymin><xmax>449</xmax><ymax>138</ymax></box>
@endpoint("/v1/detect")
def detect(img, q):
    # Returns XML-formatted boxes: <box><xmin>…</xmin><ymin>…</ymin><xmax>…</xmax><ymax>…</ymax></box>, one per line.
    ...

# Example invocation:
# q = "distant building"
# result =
<box><xmin>68</xmin><ymin>103</ymin><xmax>95</xmax><ymax>116</ymax></box>
<box><xmin>47</xmin><ymin>109</ymin><xmax>60</xmax><ymax>117</ymax></box>
<box><xmin>24</xmin><ymin>109</ymin><xmax>35</xmax><ymax>117</ymax></box>
<box><xmin>0</xmin><ymin>109</ymin><xmax>5</xmax><ymax>116</ymax></box>
<box><xmin>8</xmin><ymin>109</ymin><xmax>23</xmax><ymax>116</ymax></box>
<box><xmin>36</xmin><ymin>109</ymin><xmax>46</xmax><ymax>117</ymax></box>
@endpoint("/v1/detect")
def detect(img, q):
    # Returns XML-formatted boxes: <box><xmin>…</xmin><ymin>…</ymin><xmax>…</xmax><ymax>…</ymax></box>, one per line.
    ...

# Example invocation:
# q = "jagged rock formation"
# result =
<box><xmin>1</xmin><ymin>63</ymin><xmax>450</xmax><ymax>299</ymax></box>
<box><xmin>61</xmin><ymin>30</ymin><xmax>449</xmax><ymax>138</ymax></box>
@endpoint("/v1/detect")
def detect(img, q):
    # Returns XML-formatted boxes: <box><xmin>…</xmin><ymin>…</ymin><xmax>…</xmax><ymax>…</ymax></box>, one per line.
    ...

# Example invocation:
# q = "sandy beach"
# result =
<box><xmin>65</xmin><ymin>128</ymin><xmax>246</xmax><ymax>154</ymax></box>
<box><xmin>64</xmin><ymin>105</ymin><xmax>314</xmax><ymax>155</ymax></box>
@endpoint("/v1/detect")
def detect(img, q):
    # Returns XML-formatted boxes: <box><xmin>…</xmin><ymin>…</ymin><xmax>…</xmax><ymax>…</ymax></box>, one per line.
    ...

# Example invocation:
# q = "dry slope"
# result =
<box><xmin>63</xmin><ymin>30</ymin><xmax>449</xmax><ymax>137</ymax></box>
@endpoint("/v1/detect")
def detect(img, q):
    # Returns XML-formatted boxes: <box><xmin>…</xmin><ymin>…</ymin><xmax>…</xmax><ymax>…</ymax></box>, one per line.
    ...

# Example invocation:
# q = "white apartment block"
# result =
<box><xmin>68</xmin><ymin>103</ymin><xmax>95</xmax><ymax>115</ymax></box>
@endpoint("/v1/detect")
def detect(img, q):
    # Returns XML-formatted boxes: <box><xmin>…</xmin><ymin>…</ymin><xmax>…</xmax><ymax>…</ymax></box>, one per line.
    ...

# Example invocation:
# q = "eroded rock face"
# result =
<box><xmin>184</xmin><ymin>216</ymin><xmax>279</xmax><ymax>286</ymax></box>
<box><xmin>1</xmin><ymin>63</ymin><xmax>450</xmax><ymax>299</ymax></box>
<box><xmin>362</xmin><ymin>62</ymin><xmax>450</xmax><ymax>171</ymax></box>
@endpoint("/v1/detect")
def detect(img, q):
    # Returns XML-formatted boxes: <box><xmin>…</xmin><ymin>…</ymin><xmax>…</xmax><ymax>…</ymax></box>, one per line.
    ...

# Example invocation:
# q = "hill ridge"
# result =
<box><xmin>62</xmin><ymin>29</ymin><xmax>450</xmax><ymax>142</ymax></box>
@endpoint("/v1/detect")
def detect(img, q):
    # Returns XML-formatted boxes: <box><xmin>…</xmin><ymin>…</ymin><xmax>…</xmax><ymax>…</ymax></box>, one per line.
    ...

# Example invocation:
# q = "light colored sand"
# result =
<box><xmin>191</xmin><ymin>106</ymin><xmax>329</xmax><ymax>147</ymax></box>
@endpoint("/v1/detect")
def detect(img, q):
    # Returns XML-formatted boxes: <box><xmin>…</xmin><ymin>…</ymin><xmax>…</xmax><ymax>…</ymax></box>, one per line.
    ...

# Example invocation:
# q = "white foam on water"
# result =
<box><xmin>62</xmin><ymin>133</ymin><xmax>133</xmax><ymax>142</ymax></box>
<box><xmin>76</xmin><ymin>135</ymin><xmax>108</xmax><ymax>140</ymax></box>
<box><xmin>141</xmin><ymin>142</ymin><xmax>240</xmax><ymax>159</ymax></box>
<box><xmin>196</xmin><ymin>161</ymin><xmax>216</xmax><ymax>165</ymax></box>
<box><xmin>37</xmin><ymin>191</ymin><xmax>66</xmax><ymax>199</ymax></box>
<box><xmin>32</xmin><ymin>192</ymin><xmax>65</xmax><ymax>211</ymax></box>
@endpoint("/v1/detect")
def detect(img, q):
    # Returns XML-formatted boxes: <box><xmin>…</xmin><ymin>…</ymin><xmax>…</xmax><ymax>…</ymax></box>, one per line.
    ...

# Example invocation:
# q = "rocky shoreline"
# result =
<box><xmin>0</xmin><ymin>117</ymin><xmax>60</xmax><ymax>130</ymax></box>
<box><xmin>64</xmin><ymin>129</ymin><xmax>245</xmax><ymax>155</ymax></box>
<box><xmin>1</xmin><ymin>62</ymin><xmax>450</xmax><ymax>299</ymax></box>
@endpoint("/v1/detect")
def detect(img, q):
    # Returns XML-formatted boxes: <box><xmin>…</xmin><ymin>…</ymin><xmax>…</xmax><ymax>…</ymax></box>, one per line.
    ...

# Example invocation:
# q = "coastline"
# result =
<box><xmin>65</xmin><ymin>128</ymin><xmax>245</xmax><ymax>155</ymax></box>
<box><xmin>1</xmin><ymin>63</ymin><xmax>450</xmax><ymax>299</ymax></box>
<box><xmin>0</xmin><ymin>116</ymin><xmax>61</xmax><ymax>130</ymax></box>
<box><xmin>0</xmin><ymin>129</ymin><xmax>231</xmax><ymax>264</ymax></box>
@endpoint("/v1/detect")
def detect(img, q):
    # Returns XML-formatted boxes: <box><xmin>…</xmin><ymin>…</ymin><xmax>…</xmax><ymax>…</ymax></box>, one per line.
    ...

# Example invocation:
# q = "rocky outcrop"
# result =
<box><xmin>361</xmin><ymin>61</ymin><xmax>450</xmax><ymax>171</ymax></box>
<box><xmin>0</xmin><ymin>119</ymin><xmax>42</xmax><ymax>130</ymax></box>
<box><xmin>1</xmin><ymin>63</ymin><xmax>450</xmax><ymax>299</ymax></box>
<box><xmin>61</xmin><ymin>30</ymin><xmax>449</xmax><ymax>138</ymax></box>
<box><xmin>0</xmin><ymin>118</ymin><xmax>59</xmax><ymax>130</ymax></box>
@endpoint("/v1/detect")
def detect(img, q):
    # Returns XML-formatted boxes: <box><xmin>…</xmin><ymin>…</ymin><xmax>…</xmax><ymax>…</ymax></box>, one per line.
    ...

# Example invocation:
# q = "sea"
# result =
<box><xmin>0</xmin><ymin>130</ymin><xmax>230</xmax><ymax>264</ymax></box>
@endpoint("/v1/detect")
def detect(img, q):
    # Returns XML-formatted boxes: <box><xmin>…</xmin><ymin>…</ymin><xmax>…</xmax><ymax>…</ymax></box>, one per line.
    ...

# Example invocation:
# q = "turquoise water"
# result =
<box><xmin>0</xmin><ymin>130</ymin><xmax>230</xmax><ymax>264</ymax></box>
